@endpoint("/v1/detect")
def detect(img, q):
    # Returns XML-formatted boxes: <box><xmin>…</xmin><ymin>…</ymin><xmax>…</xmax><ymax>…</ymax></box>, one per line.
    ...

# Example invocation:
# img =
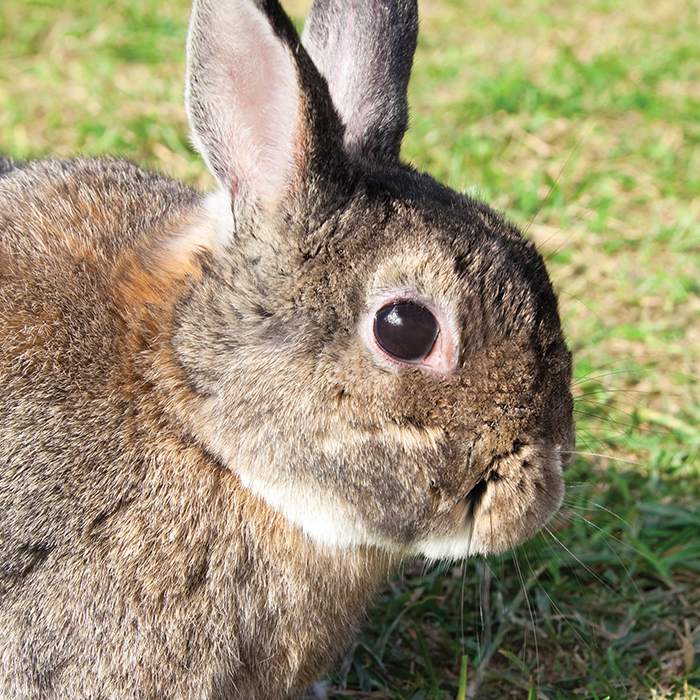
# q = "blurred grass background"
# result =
<box><xmin>1</xmin><ymin>0</ymin><xmax>699</xmax><ymax>697</ymax></box>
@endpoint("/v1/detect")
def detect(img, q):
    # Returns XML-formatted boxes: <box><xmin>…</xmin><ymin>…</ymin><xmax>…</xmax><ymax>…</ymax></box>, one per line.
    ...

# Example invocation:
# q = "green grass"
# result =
<box><xmin>2</xmin><ymin>0</ymin><xmax>699</xmax><ymax>698</ymax></box>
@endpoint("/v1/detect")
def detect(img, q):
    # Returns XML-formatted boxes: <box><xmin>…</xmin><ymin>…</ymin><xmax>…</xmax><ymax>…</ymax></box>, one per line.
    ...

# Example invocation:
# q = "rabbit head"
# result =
<box><xmin>173</xmin><ymin>0</ymin><xmax>575</xmax><ymax>560</ymax></box>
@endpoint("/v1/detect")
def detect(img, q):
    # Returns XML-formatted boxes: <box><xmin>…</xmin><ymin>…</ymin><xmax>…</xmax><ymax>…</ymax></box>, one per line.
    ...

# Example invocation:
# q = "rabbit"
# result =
<box><xmin>0</xmin><ymin>0</ymin><xmax>575</xmax><ymax>697</ymax></box>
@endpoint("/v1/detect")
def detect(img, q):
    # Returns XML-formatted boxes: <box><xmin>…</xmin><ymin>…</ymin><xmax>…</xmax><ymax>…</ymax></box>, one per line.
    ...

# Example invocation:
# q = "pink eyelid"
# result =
<box><xmin>363</xmin><ymin>292</ymin><xmax>459</xmax><ymax>378</ymax></box>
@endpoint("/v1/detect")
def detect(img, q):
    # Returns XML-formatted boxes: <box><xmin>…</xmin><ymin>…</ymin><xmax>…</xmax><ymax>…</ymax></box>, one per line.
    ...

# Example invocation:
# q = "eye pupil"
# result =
<box><xmin>373</xmin><ymin>301</ymin><xmax>439</xmax><ymax>363</ymax></box>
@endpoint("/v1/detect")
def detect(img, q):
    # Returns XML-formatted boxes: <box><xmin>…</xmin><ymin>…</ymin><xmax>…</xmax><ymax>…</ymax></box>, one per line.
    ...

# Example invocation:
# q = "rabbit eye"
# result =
<box><xmin>373</xmin><ymin>301</ymin><xmax>440</xmax><ymax>363</ymax></box>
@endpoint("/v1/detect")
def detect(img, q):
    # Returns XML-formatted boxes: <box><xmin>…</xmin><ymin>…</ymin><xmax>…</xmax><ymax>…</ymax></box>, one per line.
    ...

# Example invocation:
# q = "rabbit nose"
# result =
<box><xmin>477</xmin><ymin>422</ymin><xmax>527</xmax><ymax>464</ymax></box>
<box><xmin>560</xmin><ymin>430</ymin><xmax>576</xmax><ymax>466</ymax></box>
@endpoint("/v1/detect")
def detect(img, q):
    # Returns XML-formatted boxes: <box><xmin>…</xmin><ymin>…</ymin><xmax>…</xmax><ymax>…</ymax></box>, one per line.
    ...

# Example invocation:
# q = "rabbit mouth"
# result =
<box><xmin>463</xmin><ymin>471</ymin><xmax>499</xmax><ymax>519</ymax></box>
<box><xmin>416</xmin><ymin>441</ymin><xmax>566</xmax><ymax>560</ymax></box>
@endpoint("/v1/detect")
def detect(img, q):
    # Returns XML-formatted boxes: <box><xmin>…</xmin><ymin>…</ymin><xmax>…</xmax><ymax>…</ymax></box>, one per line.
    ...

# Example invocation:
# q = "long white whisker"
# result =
<box><xmin>513</xmin><ymin>552</ymin><xmax>539</xmax><ymax>689</ymax></box>
<box><xmin>543</xmin><ymin>525</ymin><xmax>620</xmax><ymax>597</ymax></box>
<box><xmin>563</xmin><ymin>450</ymin><xmax>644</xmax><ymax>466</ymax></box>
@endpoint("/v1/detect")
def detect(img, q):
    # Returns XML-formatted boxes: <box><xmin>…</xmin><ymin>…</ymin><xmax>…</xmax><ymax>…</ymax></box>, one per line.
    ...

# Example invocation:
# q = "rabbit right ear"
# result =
<box><xmin>185</xmin><ymin>0</ymin><xmax>308</xmax><ymax>210</ymax></box>
<box><xmin>301</xmin><ymin>0</ymin><xmax>418</xmax><ymax>164</ymax></box>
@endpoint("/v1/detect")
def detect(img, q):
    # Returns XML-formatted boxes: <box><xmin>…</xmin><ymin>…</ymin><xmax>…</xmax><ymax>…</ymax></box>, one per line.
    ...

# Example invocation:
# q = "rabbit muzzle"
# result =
<box><xmin>416</xmin><ymin>435</ymin><xmax>570</xmax><ymax>559</ymax></box>
<box><xmin>411</xmin><ymin>366</ymin><xmax>575</xmax><ymax>559</ymax></box>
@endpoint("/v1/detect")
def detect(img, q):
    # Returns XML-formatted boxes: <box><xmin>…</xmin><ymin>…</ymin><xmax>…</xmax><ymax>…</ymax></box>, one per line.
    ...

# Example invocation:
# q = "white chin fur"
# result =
<box><xmin>257</xmin><ymin>478</ymin><xmax>484</xmax><ymax>561</ymax></box>
<box><xmin>236</xmin><ymin>448</ymin><xmax>563</xmax><ymax>561</ymax></box>
<box><xmin>240</xmin><ymin>475</ymin><xmax>512</xmax><ymax>561</ymax></box>
<box><xmin>243</xmin><ymin>475</ymin><xmax>482</xmax><ymax>561</ymax></box>
<box><xmin>413</xmin><ymin>521</ymin><xmax>476</xmax><ymax>561</ymax></box>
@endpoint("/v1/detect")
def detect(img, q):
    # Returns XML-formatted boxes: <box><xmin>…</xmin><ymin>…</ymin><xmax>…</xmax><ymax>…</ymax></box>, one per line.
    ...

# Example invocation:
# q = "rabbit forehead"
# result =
<box><xmin>354</xmin><ymin>200</ymin><xmax>539</xmax><ymax>318</ymax></box>
<box><xmin>366</xmin><ymin>243</ymin><xmax>459</xmax><ymax>302</ymax></box>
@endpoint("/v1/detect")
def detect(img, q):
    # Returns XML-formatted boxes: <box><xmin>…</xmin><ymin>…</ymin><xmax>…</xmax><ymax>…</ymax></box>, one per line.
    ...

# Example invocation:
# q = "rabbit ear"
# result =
<box><xmin>301</xmin><ymin>0</ymin><xmax>418</xmax><ymax>163</ymax></box>
<box><xmin>185</xmin><ymin>0</ymin><xmax>307</xmax><ymax>209</ymax></box>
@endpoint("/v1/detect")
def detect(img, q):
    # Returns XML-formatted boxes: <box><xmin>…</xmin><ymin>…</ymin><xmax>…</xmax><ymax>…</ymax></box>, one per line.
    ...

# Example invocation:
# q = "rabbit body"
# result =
<box><xmin>0</xmin><ymin>157</ymin><xmax>393</xmax><ymax>698</ymax></box>
<box><xmin>0</xmin><ymin>0</ymin><xmax>575</xmax><ymax>697</ymax></box>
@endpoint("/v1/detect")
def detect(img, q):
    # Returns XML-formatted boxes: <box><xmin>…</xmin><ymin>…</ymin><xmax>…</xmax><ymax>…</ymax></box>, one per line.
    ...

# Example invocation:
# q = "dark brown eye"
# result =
<box><xmin>373</xmin><ymin>301</ymin><xmax>439</xmax><ymax>363</ymax></box>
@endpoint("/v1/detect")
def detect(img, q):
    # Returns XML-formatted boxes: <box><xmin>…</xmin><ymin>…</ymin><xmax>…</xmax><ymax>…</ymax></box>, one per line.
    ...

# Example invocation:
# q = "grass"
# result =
<box><xmin>2</xmin><ymin>0</ymin><xmax>699</xmax><ymax>698</ymax></box>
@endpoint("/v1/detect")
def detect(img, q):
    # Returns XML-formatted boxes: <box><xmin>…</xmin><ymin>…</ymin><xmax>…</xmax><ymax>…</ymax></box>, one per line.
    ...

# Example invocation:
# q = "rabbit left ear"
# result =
<box><xmin>301</xmin><ymin>0</ymin><xmax>418</xmax><ymax>164</ymax></box>
<box><xmin>185</xmin><ymin>0</ymin><xmax>307</xmax><ymax>210</ymax></box>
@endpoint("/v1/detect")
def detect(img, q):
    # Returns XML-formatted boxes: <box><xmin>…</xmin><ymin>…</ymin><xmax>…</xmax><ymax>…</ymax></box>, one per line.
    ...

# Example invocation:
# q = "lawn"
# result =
<box><xmin>1</xmin><ymin>0</ymin><xmax>699</xmax><ymax>697</ymax></box>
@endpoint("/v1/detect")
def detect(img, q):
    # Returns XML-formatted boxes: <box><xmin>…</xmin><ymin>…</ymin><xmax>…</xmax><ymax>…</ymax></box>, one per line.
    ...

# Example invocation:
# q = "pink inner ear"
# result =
<box><xmin>303</xmin><ymin>3</ymin><xmax>362</xmax><ymax>149</ymax></box>
<box><xmin>186</xmin><ymin>0</ymin><xmax>303</xmax><ymax>208</ymax></box>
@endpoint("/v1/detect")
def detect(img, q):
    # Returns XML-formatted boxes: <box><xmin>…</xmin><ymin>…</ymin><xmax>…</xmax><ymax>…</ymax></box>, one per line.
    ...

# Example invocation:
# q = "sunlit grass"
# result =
<box><xmin>2</xmin><ymin>0</ymin><xmax>699</xmax><ymax>697</ymax></box>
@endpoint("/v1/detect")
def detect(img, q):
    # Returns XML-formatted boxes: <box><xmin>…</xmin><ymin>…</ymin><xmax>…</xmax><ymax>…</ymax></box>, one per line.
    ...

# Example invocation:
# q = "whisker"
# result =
<box><xmin>524</xmin><ymin>123</ymin><xmax>591</xmax><ymax>239</ymax></box>
<box><xmin>571</xmin><ymin>363</ymin><xmax>656</xmax><ymax>386</ymax></box>
<box><xmin>564</xmin><ymin>450</ymin><xmax>644</xmax><ymax>467</ymax></box>
<box><xmin>520</xmin><ymin>539</ymin><xmax>604</xmax><ymax>659</ymax></box>
<box><xmin>567</xmin><ymin>429</ymin><xmax>627</xmax><ymax>457</ymax></box>
<box><xmin>512</xmin><ymin>551</ymin><xmax>539</xmax><ymax>689</ymax></box>
<box><xmin>543</xmin><ymin>525</ymin><xmax>621</xmax><ymax>598</ymax></box>
<box><xmin>567</xmin><ymin>511</ymin><xmax>654</xmax><ymax>599</ymax></box>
